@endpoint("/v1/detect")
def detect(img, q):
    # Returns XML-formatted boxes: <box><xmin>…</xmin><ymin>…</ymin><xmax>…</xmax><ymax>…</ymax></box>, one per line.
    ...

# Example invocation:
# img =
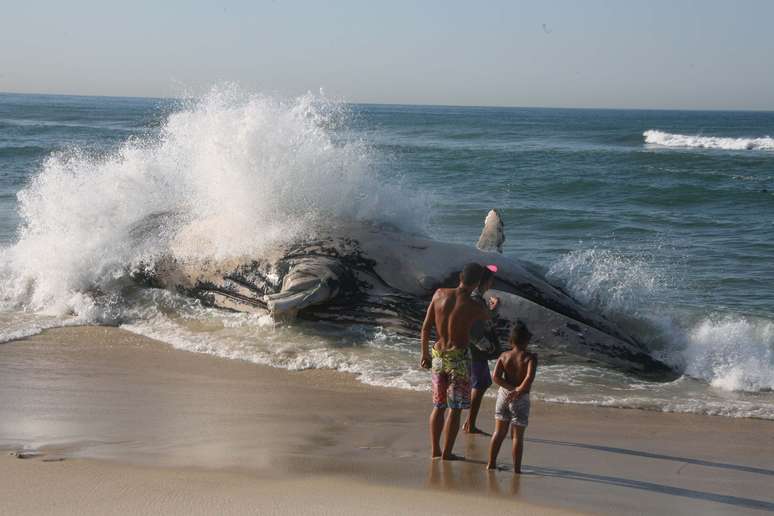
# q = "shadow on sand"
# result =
<box><xmin>527</xmin><ymin>465</ymin><xmax>774</xmax><ymax>512</ymax></box>
<box><xmin>528</xmin><ymin>437</ymin><xmax>774</xmax><ymax>477</ymax></box>
<box><xmin>425</xmin><ymin>437</ymin><xmax>774</xmax><ymax>512</ymax></box>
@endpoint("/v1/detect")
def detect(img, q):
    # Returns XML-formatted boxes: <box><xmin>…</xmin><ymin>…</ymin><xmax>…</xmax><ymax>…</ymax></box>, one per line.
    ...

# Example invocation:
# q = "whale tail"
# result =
<box><xmin>476</xmin><ymin>209</ymin><xmax>505</xmax><ymax>253</ymax></box>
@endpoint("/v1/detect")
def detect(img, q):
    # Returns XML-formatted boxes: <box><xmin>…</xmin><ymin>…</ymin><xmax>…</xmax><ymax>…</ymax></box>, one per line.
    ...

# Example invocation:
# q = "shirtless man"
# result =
<box><xmin>420</xmin><ymin>263</ymin><xmax>498</xmax><ymax>460</ymax></box>
<box><xmin>486</xmin><ymin>321</ymin><xmax>538</xmax><ymax>473</ymax></box>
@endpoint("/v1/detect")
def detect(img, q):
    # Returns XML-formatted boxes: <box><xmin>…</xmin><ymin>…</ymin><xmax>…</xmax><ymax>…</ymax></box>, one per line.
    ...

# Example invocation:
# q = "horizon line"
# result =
<box><xmin>1</xmin><ymin>89</ymin><xmax>772</xmax><ymax>114</ymax></box>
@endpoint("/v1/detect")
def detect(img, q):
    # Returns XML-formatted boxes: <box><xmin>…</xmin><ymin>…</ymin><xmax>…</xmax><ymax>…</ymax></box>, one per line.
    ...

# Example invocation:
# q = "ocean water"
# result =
<box><xmin>1</xmin><ymin>88</ymin><xmax>772</xmax><ymax>419</ymax></box>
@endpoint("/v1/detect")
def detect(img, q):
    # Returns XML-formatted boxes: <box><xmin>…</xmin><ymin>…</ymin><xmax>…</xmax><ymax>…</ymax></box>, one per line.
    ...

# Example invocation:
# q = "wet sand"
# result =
<box><xmin>1</xmin><ymin>327</ymin><xmax>773</xmax><ymax>515</ymax></box>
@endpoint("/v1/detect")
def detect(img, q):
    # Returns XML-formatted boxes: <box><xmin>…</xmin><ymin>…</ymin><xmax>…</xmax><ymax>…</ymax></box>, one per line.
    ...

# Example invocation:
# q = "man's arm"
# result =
<box><xmin>419</xmin><ymin>296</ymin><xmax>436</xmax><ymax>369</ymax></box>
<box><xmin>488</xmin><ymin>295</ymin><xmax>500</xmax><ymax>314</ymax></box>
<box><xmin>474</xmin><ymin>297</ymin><xmax>499</xmax><ymax>322</ymax></box>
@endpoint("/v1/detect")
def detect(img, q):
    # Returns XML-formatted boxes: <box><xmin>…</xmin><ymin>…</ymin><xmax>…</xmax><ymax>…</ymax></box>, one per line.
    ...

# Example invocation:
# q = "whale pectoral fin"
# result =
<box><xmin>476</xmin><ymin>209</ymin><xmax>505</xmax><ymax>253</ymax></box>
<box><xmin>264</xmin><ymin>259</ymin><xmax>344</xmax><ymax>318</ymax></box>
<box><xmin>265</xmin><ymin>280</ymin><xmax>337</xmax><ymax>318</ymax></box>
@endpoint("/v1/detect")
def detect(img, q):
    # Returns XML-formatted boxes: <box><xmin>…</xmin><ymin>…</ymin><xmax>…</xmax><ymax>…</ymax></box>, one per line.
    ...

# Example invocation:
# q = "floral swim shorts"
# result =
<box><xmin>431</xmin><ymin>347</ymin><xmax>471</xmax><ymax>410</ymax></box>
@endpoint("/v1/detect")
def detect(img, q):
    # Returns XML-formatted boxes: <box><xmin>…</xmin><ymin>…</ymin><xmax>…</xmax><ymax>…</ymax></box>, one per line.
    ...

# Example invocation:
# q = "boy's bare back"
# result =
<box><xmin>497</xmin><ymin>349</ymin><xmax>537</xmax><ymax>394</ymax></box>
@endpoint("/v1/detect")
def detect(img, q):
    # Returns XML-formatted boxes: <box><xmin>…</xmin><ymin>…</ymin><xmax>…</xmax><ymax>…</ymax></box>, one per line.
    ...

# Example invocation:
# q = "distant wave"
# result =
<box><xmin>643</xmin><ymin>130</ymin><xmax>774</xmax><ymax>151</ymax></box>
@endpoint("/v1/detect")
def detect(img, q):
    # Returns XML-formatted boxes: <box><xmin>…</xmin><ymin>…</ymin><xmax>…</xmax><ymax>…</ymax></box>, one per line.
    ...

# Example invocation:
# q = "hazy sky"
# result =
<box><xmin>1</xmin><ymin>0</ymin><xmax>773</xmax><ymax>110</ymax></box>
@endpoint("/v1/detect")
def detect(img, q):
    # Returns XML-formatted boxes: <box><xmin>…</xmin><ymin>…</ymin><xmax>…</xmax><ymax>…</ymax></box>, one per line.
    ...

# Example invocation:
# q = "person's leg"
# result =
<box><xmin>511</xmin><ymin>425</ymin><xmax>526</xmax><ymax>473</ymax></box>
<box><xmin>486</xmin><ymin>419</ymin><xmax>509</xmax><ymax>469</ymax></box>
<box><xmin>510</xmin><ymin>394</ymin><xmax>530</xmax><ymax>472</ymax></box>
<box><xmin>463</xmin><ymin>386</ymin><xmax>489</xmax><ymax>434</ymax></box>
<box><xmin>443</xmin><ymin>355</ymin><xmax>471</xmax><ymax>459</ymax></box>
<box><xmin>429</xmin><ymin>406</ymin><xmax>445</xmax><ymax>458</ymax></box>
<box><xmin>464</xmin><ymin>388</ymin><xmax>481</xmax><ymax>432</ymax></box>
<box><xmin>441</xmin><ymin>408</ymin><xmax>463</xmax><ymax>460</ymax></box>
<box><xmin>464</xmin><ymin>360</ymin><xmax>487</xmax><ymax>434</ymax></box>
<box><xmin>430</xmin><ymin>356</ymin><xmax>448</xmax><ymax>459</ymax></box>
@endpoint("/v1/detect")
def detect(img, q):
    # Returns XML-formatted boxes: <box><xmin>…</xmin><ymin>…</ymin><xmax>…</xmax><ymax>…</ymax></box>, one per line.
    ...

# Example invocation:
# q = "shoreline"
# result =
<box><xmin>22</xmin><ymin>322</ymin><xmax>774</xmax><ymax>422</ymax></box>
<box><xmin>2</xmin><ymin>326</ymin><xmax>773</xmax><ymax>514</ymax></box>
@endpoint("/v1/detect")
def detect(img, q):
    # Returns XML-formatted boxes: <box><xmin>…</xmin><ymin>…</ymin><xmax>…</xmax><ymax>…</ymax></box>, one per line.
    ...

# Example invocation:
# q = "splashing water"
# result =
<box><xmin>547</xmin><ymin>247</ymin><xmax>774</xmax><ymax>394</ymax></box>
<box><xmin>546</xmin><ymin>247</ymin><xmax>671</xmax><ymax>317</ymax></box>
<box><xmin>0</xmin><ymin>86</ymin><xmax>425</xmax><ymax>318</ymax></box>
<box><xmin>681</xmin><ymin>317</ymin><xmax>774</xmax><ymax>392</ymax></box>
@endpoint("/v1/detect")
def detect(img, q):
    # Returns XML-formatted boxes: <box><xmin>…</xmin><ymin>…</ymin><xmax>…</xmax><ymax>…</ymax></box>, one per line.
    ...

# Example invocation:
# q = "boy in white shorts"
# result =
<box><xmin>486</xmin><ymin>321</ymin><xmax>538</xmax><ymax>473</ymax></box>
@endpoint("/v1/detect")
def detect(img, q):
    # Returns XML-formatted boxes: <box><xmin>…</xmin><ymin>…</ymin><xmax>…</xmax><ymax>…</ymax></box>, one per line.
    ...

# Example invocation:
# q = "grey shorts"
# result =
<box><xmin>495</xmin><ymin>388</ymin><xmax>530</xmax><ymax>427</ymax></box>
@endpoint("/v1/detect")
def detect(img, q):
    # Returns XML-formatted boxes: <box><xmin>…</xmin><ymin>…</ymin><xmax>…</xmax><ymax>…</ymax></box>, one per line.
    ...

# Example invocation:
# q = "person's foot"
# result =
<box><xmin>441</xmin><ymin>452</ymin><xmax>465</xmax><ymax>461</ymax></box>
<box><xmin>486</xmin><ymin>463</ymin><xmax>497</xmax><ymax>470</ymax></box>
<box><xmin>464</xmin><ymin>426</ymin><xmax>490</xmax><ymax>436</ymax></box>
<box><xmin>431</xmin><ymin>450</ymin><xmax>442</xmax><ymax>460</ymax></box>
<box><xmin>463</xmin><ymin>420</ymin><xmax>489</xmax><ymax>435</ymax></box>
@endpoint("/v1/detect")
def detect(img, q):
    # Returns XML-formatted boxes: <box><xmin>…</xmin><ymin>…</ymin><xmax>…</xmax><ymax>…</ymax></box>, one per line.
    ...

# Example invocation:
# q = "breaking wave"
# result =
<box><xmin>643</xmin><ymin>129</ymin><xmax>774</xmax><ymax>151</ymax></box>
<box><xmin>681</xmin><ymin>316</ymin><xmax>774</xmax><ymax>392</ymax></box>
<box><xmin>548</xmin><ymin>248</ymin><xmax>774</xmax><ymax>394</ymax></box>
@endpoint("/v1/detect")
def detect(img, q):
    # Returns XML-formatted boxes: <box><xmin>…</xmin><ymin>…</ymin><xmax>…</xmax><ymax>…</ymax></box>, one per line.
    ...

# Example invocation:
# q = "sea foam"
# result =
<box><xmin>682</xmin><ymin>317</ymin><xmax>774</xmax><ymax>392</ymax></box>
<box><xmin>644</xmin><ymin>129</ymin><xmax>774</xmax><ymax>151</ymax></box>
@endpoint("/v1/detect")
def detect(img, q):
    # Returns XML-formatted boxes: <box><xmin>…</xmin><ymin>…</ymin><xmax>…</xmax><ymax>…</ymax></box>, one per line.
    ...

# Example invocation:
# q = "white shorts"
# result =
<box><xmin>494</xmin><ymin>387</ymin><xmax>530</xmax><ymax>427</ymax></box>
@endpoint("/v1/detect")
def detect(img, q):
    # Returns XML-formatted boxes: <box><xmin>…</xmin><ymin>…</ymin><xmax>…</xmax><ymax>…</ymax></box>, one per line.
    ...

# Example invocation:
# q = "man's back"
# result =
<box><xmin>430</xmin><ymin>287</ymin><xmax>487</xmax><ymax>352</ymax></box>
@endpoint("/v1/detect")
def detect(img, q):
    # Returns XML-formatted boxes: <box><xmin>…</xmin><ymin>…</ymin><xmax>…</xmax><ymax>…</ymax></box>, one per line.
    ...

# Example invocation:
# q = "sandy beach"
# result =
<box><xmin>1</xmin><ymin>327</ymin><xmax>773</xmax><ymax>515</ymax></box>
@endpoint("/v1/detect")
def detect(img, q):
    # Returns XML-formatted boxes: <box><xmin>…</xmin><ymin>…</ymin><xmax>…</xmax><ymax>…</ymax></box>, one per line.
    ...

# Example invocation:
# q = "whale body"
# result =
<box><xmin>131</xmin><ymin>210</ymin><xmax>676</xmax><ymax>379</ymax></box>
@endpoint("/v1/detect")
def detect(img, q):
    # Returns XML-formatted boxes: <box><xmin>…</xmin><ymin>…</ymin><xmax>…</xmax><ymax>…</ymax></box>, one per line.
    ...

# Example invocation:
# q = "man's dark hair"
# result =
<box><xmin>510</xmin><ymin>320</ymin><xmax>532</xmax><ymax>348</ymax></box>
<box><xmin>460</xmin><ymin>263</ymin><xmax>485</xmax><ymax>286</ymax></box>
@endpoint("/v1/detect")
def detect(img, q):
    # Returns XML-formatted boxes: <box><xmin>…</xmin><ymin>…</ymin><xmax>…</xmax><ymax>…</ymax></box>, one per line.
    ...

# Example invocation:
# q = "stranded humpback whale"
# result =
<box><xmin>132</xmin><ymin>210</ymin><xmax>675</xmax><ymax>379</ymax></box>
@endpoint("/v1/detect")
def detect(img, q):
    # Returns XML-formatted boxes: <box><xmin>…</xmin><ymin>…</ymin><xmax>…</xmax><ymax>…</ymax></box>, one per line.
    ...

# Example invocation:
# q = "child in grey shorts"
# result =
<box><xmin>487</xmin><ymin>321</ymin><xmax>538</xmax><ymax>474</ymax></box>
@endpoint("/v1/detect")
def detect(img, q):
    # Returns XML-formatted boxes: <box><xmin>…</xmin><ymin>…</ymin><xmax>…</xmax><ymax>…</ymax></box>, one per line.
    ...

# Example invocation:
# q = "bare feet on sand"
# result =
<box><xmin>486</xmin><ymin>463</ymin><xmax>517</xmax><ymax>472</ymax></box>
<box><xmin>462</xmin><ymin>422</ymin><xmax>490</xmax><ymax>435</ymax></box>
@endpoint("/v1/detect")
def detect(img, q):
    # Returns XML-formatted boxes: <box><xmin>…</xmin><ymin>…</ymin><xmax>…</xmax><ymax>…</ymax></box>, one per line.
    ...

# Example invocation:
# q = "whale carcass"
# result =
<box><xmin>132</xmin><ymin>210</ymin><xmax>676</xmax><ymax>379</ymax></box>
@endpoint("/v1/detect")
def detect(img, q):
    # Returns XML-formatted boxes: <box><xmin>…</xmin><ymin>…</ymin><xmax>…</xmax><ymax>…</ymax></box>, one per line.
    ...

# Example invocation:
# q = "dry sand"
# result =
<box><xmin>1</xmin><ymin>326</ymin><xmax>773</xmax><ymax>515</ymax></box>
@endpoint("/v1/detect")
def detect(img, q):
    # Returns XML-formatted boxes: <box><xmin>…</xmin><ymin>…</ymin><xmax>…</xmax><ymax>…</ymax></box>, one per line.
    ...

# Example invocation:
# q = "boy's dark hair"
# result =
<box><xmin>479</xmin><ymin>267</ymin><xmax>494</xmax><ymax>287</ymax></box>
<box><xmin>510</xmin><ymin>320</ymin><xmax>532</xmax><ymax>348</ymax></box>
<box><xmin>460</xmin><ymin>263</ymin><xmax>485</xmax><ymax>286</ymax></box>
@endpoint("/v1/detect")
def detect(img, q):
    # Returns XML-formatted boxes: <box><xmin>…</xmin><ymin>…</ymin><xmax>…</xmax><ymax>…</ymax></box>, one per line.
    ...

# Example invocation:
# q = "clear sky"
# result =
<box><xmin>1</xmin><ymin>0</ymin><xmax>773</xmax><ymax>110</ymax></box>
